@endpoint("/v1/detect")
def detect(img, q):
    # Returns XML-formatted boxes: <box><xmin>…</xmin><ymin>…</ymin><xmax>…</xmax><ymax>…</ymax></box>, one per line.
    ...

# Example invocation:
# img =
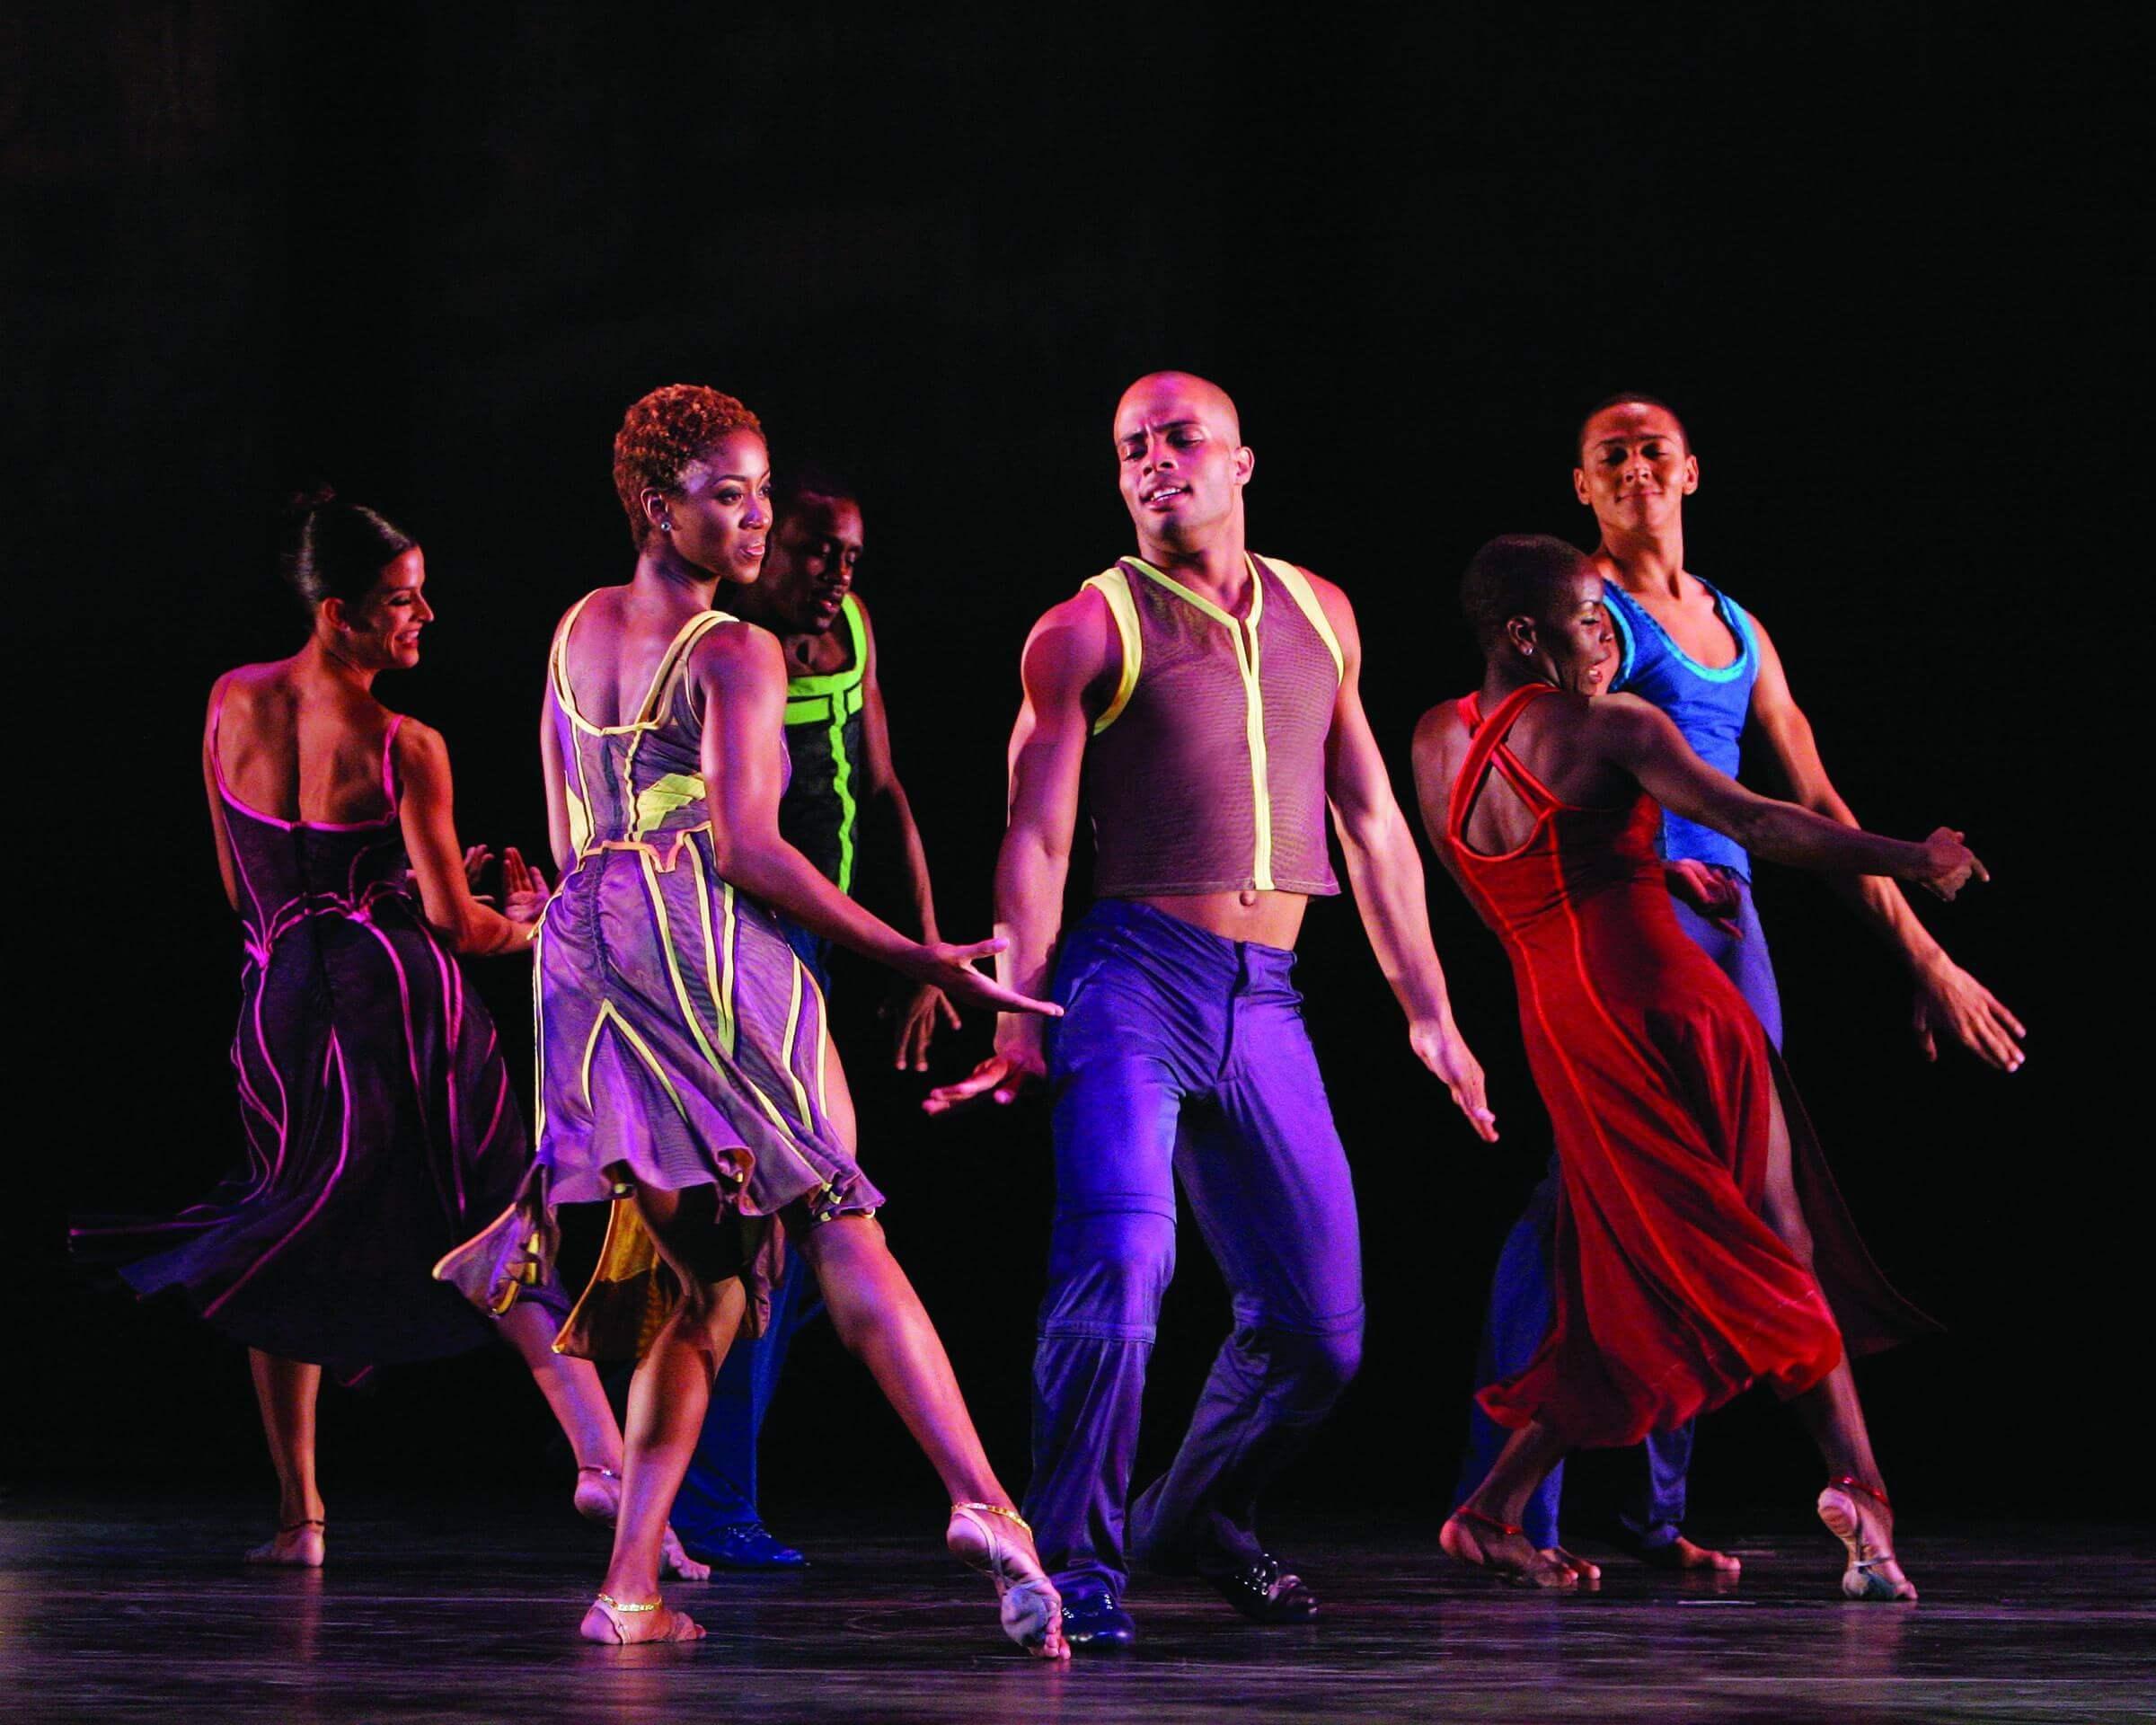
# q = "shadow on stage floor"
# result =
<box><xmin>8</xmin><ymin>1495</ymin><xmax>2152</xmax><ymax>1724</ymax></box>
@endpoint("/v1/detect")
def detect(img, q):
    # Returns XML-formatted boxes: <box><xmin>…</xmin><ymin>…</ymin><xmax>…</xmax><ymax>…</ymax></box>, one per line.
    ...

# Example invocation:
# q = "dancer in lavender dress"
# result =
<box><xmin>75</xmin><ymin>491</ymin><xmax>694</xmax><ymax>1574</ymax></box>
<box><xmin>443</xmin><ymin>385</ymin><xmax>1068</xmax><ymax>1653</ymax></box>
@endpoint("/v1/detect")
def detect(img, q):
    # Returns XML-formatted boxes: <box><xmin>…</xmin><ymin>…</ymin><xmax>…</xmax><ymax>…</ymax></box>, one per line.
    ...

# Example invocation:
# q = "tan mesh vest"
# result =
<box><xmin>1082</xmin><ymin>553</ymin><xmax>1344</xmax><ymax>898</ymax></box>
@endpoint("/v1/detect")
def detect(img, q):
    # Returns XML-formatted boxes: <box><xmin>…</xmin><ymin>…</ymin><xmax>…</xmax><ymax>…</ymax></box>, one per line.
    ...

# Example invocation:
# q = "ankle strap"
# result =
<box><xmin>951</xmin><ymin>1501</ymin><xmax>1032</xmax><ymax>1536</ymax></box>
<box><xmin>1826</xmin><ymin>1475</ymin><xmax>1892</xmax><ymax>1512</ymax></box>
<box><xmin>595</xmin><ymin>1592</ymin><xmax>658</xmax><ymax>1613</ymax></box>
<box><xmin>1454</xmin><ymin>1507</ymin><xmax>1524</xmax><ymax>1539</ymax></box>
<box><xmin>277</xmin><ymin>1518</ymin><xmax>326</xmax><ymax>1534</ymax></box>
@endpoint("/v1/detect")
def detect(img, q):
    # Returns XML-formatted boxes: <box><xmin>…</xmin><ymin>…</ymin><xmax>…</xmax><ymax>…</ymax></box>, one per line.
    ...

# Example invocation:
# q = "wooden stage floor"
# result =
<box><xmin>9</xmin><ymin>1498</ymin><xmax>2152</xmax><ymax>1723</ymax></box>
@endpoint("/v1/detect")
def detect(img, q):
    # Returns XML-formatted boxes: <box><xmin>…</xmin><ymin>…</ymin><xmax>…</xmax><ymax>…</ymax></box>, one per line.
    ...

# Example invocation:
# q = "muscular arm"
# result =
<box><xmin>1747</xmin><ymin>616</ymin><xmax>2023</xmax><ymax>1066</ymax></box>
<box><xmin>1592</xmin><ymin>695</ymin><xmax>1967</xmax><ymax>887</ymax></box>
<box><xmin>395</xmin><ymin>722</ymin><xmax>542</xmax><ymax>956</ymax></box>
<box><xmin>700</xmin><ymin>624</ymin><xmax>1054</xmax><ymax>1017</ymax></box>
<box><xmin>1312</xmin><ymin>579</ymin><xmax>1496</xmax><ymax>1138</ymax></box>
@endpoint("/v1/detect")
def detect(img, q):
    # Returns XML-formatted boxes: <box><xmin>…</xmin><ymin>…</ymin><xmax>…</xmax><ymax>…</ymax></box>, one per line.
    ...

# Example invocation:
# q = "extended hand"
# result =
<box><xmin>462</xmin><ymin>843</ymin><xmax>494</xmax><ymax>899</ymax></box>
<box><xmin>883</xmin><ymin>983</ymin><xmax>961</xmax><ymax>1072</ymax></box>
<box><xmin>501</xmin><ymin>846</ymin><xmax>553</xmax><ymax>926</ymax></box>
<box><xmin>1913</xmin><ymin>954</ymin><xmax>2026</xmax><ymax>1072</ymax></box>
<box><xmin>912</xmin><ymin>936</ymin><xmax>1060</xmax><ymax>1020</ymax></box>
<box><xmin>923</xmin><ymin>1022</ymin><xmax>1047</xmax><ymax>1115</ymax></box>
<box><xmin>1912</xmin><ymin>827</ymin><xmax>1987</xmax><ymax>900</ymax></box>
<box><xmin>1409</xmin><ymin>1017</ymin><xmax>1499</xmax><ymax>1143</ymax></box>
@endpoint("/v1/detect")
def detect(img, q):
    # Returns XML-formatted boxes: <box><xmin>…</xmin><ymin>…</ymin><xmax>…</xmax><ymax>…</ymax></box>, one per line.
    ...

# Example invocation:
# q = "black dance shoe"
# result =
<box><xmin>1203</xmin><ymin>1552</ymin><xmax>1319</xmax><ymax>1622</ymax></box>
<box><xmin>681</xmin><ymin>1522</ymin><xmax>809</xmax><ymax>1570</ymax></box>
<box><xmin>1059</xmin><ymin>1589</ymin><xmax>1138</xmax><ymax>1650</ymax></box>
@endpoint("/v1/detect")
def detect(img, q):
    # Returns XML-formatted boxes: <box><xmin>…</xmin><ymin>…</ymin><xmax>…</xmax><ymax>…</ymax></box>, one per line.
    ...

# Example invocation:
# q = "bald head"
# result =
<box><xmin>1115</xmin><ymin>370</ymin><xmax>1241</xmax><ymax>444</ymax></box>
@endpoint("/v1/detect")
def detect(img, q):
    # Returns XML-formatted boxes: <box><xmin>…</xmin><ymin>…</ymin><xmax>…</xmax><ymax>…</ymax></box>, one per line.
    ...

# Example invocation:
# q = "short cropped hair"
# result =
<box><xmin>1461</xmin><ymin>534</ymin><xmax>1592</xmax><ymax>652</ymax></box>
<box><xmin>776</xmin><ymin>462</ymin><xmax>859</xmax><ymax>519</ymax></box>
<box><xmin>1575</xmin><ymin>392</ymin><xmax>1691</xmax><ymax>460</ymax></box>
<box><xmin>612</xmin><ymin>385</ymin><xmax>764</xmax><ymax>547</ymax></box>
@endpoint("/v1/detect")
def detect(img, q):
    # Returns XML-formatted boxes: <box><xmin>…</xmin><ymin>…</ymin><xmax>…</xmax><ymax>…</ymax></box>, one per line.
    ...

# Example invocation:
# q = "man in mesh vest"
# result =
<box><xmin>930</xmin><ymin>371</ymin><xmax>1497</xmax><ymax>1646</ymax></box>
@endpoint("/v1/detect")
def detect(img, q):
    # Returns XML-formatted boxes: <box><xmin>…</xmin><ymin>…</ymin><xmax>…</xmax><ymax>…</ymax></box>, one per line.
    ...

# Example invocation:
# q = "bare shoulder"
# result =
<box><xmin>1287</xmin><ymin>563</ymin><xmax>1357</xmax><ymax>634</ymax></box>
<box><xmin>393</xmin><ymin>714</ymin><xmax>451</xmax><ymax>774</ymax></box>
<box><xmin>1579</xmin><ymin>690</ymin><xmax>1670</xmax><ymax>749</ymax></box>
<box><xmin>688</xmin><ymin>612</ymin><xmax>785</xmax><ymax>681</ymax></box>
<box><xmin>1027</xmin><ymin>583</ymin><xmax>1115</xmax><ymax>657</ymax></box>
<box><xmin>1411</xmin><ymin>694</ymin><xmax>1473</xmax><ymax>779</ymax></box>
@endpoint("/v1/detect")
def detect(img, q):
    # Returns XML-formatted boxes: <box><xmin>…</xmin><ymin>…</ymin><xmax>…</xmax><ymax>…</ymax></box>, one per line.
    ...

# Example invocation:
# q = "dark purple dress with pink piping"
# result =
<box><xmin>74</xmin><ymin>692</ymin><xmax>552</xmax><ymax>1377</ymax></box>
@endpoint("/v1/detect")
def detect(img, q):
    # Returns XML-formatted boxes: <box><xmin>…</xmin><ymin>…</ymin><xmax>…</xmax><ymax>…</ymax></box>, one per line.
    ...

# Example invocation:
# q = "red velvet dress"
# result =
<box><xmin>1441</xmin><ymin>684</ymin><xmax>1911</xmax><ymax>1447</ymax></box>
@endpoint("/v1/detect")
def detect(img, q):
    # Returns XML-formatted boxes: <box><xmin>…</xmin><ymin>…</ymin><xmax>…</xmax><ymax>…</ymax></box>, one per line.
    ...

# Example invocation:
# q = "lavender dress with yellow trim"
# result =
<box><xmin>532</xmin><ymin>597</ymin><xmax>879</xmax><ymax>1351</ymax></box>
<box><xmin>73</xmin><ymin>691</ymin><xmax>555</xmax><ymax>1378</ymax></box>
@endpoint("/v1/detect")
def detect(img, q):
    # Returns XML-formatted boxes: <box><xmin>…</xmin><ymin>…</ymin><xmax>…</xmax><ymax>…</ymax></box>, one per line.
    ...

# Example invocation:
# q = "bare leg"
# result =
<box><xmin>792</xmin><ymin>1211</ymin><xmax>1065</xmax><ymax>1658</ymax></box>
<box><xmin>793</xmin><ymin>1214</ymin><xmax>1003</xmax><ymax>1500</ymax></box>
<box><xmin>1758</xmin><ymin>1087</ymin><xmax>1913</xmax><ymax>1600</ymax></box>
<box><xmin>1441</xmin><ymin>1420</ymin><xmax>1579</xmax><ymax>1589</ymax></box>
<box><xmin>499</xmin><ymin>1302</ymin><xmax>622</xmax><ymax>1472</ymax></box>
<box><xmin>245</xmin><ymin>1350</ymin><xmax>326</xmax><ymax>1567</ymax></box>
<box><xmin>577</xmin><ymin>1183</ymin><xmax>748</xmax><ymax>1645</ymax></box>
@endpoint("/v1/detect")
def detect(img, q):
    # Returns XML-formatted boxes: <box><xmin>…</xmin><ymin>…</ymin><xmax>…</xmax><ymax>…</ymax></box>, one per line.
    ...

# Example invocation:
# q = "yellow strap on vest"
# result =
<box><xmin>1082</xmin><ymin>567</ymin><xmax>1143</xmax><ymax>733</ymax></box>
<box><xmin>1256</xmin><ymin>556</ymin><xmax>1344</xmax><ymax>683</ymax></box>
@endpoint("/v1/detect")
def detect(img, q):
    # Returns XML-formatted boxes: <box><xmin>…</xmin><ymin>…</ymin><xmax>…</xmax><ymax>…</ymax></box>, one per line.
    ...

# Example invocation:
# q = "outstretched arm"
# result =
<box><xmin>853</xmin><ymin>598</ymin><xmax>960</xmax><ymax>1068</ymax></box>
<box><xmin>395</xmin><ymin>721</ymin><xmax>547</xmax><ymax>956</ymax></box>
<box><xmin>923</xmin><ymin>590</ymin><xmax>1106</xmax><ymax>1113</ymax></box>
<box><xmin>1591</xmin><ymin>694</ymin><xmax>1981</xmax><ymax>896</ymax></box>
<box><xmin>697</xmin><ymin>624</ymin><xmax>1054</xmax><ymax>1019</ymax></box>
<box><xmin>1315</xmin><ymin>578</ymin><xmax>1497</xmax><ymax>1142</ymax></box>
<box><xmin>1746</xmin><ymin>616</ymin><xmax>2023</xmax><ymax>1069</ymax></box>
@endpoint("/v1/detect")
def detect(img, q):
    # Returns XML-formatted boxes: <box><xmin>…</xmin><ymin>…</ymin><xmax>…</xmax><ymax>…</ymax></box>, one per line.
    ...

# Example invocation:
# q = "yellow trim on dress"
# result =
<box><xmin>1082</xmin><ymin>568</ymin><xmax>1143</xmax><ymax>734</ymax></box>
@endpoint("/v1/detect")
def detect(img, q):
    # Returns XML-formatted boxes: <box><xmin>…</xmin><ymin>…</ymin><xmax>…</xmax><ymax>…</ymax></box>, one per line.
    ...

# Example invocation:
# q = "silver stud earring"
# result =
<box><xmin>1522</xmin><ymin>644</ymin><xmax>1535</xmax><ymax>656</ymax></box>
<box><xmin>659</xmin><ymin>520</ymin><xmax>673</xmax><ymax>534</ymax></box>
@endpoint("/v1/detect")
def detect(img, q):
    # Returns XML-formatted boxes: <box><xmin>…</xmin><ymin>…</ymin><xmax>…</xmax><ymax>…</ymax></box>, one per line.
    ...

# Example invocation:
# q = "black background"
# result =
<box><xmin>10</xmin><ymin>5</ymin><xmax>2143</xmax><ymax>1532</ymax></box>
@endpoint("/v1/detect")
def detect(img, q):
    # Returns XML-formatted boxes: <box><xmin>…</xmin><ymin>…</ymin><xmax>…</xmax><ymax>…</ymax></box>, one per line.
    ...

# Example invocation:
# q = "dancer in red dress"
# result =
<box><xmin>1411</xmin><ymin>536</ymin><xmax>1982</xmax><ymax>1600</ymax></box>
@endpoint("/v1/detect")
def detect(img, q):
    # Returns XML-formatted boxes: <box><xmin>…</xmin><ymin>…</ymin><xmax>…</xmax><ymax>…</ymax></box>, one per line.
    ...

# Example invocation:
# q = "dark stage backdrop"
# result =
<box><xmin>10</xmin><ymin>6</ymin><xmax>2142</xmax><ymax>1527</ymax></box>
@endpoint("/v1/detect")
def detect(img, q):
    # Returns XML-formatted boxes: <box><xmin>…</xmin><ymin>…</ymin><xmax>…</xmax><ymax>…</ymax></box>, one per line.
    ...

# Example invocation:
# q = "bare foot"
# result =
<box><xmin>573</xmin><ymin>1466</ymin><xmax>708</xmax><ymax>1583</ymax></box>
<box><xmin>1816</xmin><ymin>1481</ymin><xmax>1917</xmax><ymax>1602</ymax></box>
<box><xmin>946</xmin><ymin>1504</ymin><xmax>1070</xmax><ymax>1659</ymax></box>
<box><xmin>1440</xmin><ymin>1510</ymin><xmax>1578</xmax><ymax>1589</ymax></box>
<box><xmin>661</xmin><ymin>1527</ymin><xmax>711</xmax><ymax>1583</ymax></box>
<box><xmin>1639</xmin><ymin>1535</ymin><xmax>1741</xmax><ymax>1575</ymax></box>
<box><xmin>580</xmin><ymin>1595</ymin><xmax>705</xmax><ymax>1644</ymax></box>
<box><xmin>244</xmin><ymin>1519</ymin><xmax>324</xmax><ymax>1569</ymax></box>
<box><xmin>1539</xmin><ymin>1544</ymin><xmax>1603</xmax><ymax>1585</ymax></box>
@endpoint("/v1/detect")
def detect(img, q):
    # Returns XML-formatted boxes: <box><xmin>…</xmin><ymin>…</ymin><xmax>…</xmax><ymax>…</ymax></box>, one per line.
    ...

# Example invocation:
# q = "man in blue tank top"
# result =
<box><xmin>1453</xmin><ymin>394</ymin><xmax>2026</xmax><ymax>1575</ymax></box>
<box><xmin>668</xmin><ymin>469</ymin><xmax>962</xmax><ymax>1570</ymax></box>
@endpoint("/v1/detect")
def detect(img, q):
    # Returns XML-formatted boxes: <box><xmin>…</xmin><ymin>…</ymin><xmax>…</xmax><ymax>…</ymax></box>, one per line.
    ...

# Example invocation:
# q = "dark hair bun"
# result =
<box><xmin>280</xmin><ymin>486</ymin><xmax>417</xmax><ymax>611</ymax></box>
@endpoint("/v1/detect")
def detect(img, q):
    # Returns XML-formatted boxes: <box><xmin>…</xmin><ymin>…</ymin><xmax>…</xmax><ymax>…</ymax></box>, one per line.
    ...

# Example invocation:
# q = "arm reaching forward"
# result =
<box><xmin>1746</xmin><ymin>615</ymin><xmax>2024</xmax><ymax>1070</ymax></box>
<box><xmin>1589</xmin><ymin>694</ymin><xmax>1984</xmax><ymax>898</ymax></box>
<box><xmin>696</xmin><ymin>621</ymin><xmax>1057</xmax><ymax>1020</ymax></box>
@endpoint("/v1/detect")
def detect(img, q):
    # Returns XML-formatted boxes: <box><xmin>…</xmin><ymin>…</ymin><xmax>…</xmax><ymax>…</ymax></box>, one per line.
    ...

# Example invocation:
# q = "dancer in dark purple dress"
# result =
<box><xmin>75</xmin><ymin>491</ymin><xmax>686</xmax><ymax>1572</ymax></box>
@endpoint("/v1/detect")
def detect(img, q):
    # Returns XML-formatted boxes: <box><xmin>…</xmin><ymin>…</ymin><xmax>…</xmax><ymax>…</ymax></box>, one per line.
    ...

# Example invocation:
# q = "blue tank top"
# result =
<box><xmin>1603</xmin><ymin>579</ymin><xmax>1759</xmax><ymax>880</ymax></box>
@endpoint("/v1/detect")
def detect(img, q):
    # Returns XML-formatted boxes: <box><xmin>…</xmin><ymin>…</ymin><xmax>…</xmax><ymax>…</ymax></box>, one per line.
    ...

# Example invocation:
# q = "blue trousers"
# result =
<box><xmin>1027</xmin><ymin>900</ymin><xmax>1365</xmax><ymax>1600</ymax></box>
<box><xmin>1454</xmin><ymin>871</ymin><xmax>1783</xmax><ymax>1549</ymax></box>
<box><xmin>670</xmin><ymin>917</ymin><xmax>833</xmax><ymax>1543</ymax></box>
